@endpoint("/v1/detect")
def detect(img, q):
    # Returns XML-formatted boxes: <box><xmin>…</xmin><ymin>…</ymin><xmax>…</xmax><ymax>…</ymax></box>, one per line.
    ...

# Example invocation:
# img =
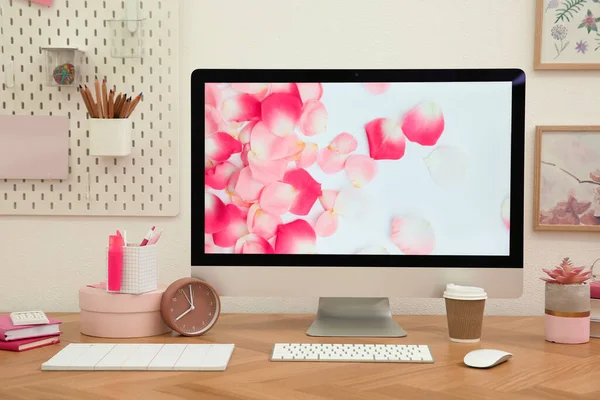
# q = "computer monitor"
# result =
<box><xmin>192</xmin><ymin>69</ymin><xmax>525</xmax><ymax>337</ymax></box>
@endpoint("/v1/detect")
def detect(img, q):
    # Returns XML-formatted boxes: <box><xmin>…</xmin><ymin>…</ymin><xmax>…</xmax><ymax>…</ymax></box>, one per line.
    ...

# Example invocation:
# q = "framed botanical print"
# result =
<box><xmin>535</xmin><ymin>0</ymin><xmax>600</xmax><ymax>69</ymax></box>
<box><xmin>534</xmin><ymin>126</ymin><xmax>600</xmax><ymax>231</ymax></box>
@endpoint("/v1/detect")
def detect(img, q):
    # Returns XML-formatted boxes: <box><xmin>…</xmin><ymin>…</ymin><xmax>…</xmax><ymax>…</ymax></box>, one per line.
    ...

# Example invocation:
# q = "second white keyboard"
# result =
<box><xmin>271</xmin><ymin>343</ymin><xmax>434</xmax><ymax>363</ymax></box>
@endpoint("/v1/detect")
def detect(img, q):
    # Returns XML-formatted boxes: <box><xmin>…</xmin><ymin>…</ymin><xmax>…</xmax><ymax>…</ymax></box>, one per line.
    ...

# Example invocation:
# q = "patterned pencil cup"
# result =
<box><xmin>89</xmin><ymin>119</ymin><xmax>131</xmax><ymax>157</ymax></box>
<box><xmin>106</xmin><ymin>244</ymin><xmax>158</xmax><ymax>294</ymax></box>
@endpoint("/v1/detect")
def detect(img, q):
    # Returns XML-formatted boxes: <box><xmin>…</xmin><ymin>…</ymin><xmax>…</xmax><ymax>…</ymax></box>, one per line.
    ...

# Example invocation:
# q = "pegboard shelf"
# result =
<box><xmin>0</xmin><ymin>0</ymin><xmax>179</xmax><ymax>217</ymax></box>
<box><xmin>106</xmin><ymin>19</ymin><xmax>146</xmax><ymax>59</ymax></box>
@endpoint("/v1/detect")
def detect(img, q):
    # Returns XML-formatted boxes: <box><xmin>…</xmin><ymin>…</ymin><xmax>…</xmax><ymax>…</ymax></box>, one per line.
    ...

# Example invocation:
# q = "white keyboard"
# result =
<box><xmin>271</xmin><ymin>343</ymin><xmax>434</xmax><ymax>363</ymax></box>
<box><xmin>42</xmin><ymin>343</ymin><xmax>235</xmax><ymax>371</ymax></box>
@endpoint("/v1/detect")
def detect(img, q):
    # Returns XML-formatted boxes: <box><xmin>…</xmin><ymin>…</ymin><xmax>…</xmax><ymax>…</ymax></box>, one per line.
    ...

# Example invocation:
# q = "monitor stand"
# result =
<box><xmin>306</xmin><ymin>297</ymin><xmax>407</xmax><ymax>337</ymax></box>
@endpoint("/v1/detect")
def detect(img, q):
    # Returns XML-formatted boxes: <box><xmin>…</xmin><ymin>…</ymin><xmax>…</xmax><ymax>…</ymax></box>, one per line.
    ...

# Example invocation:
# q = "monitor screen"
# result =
<box><xmin>193</xmin><ymin>69</ymin><xmax>525</xmax><ymax>267</ymax></box>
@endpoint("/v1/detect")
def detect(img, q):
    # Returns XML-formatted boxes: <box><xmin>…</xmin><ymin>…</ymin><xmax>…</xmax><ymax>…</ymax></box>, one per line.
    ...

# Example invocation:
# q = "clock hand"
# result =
<box><xmin>189</xmin><ymin>284</ymin><xmax>195</xmax><ymax>309</ymax></box>
<box><xmin>181</xmin><ymin>289</ymin><xmax>192</xmax><ymax>307</ymax></box>
<box><xmin>175</xmin><ymin>307</ymin><xmax>192</xmax><ymax>321</ymax></box>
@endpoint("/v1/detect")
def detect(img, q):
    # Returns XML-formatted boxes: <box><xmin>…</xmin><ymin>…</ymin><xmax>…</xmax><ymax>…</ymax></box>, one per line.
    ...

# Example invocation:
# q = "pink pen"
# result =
<box><xmin>140</xmin><ymin>226</ymin><xmax>156</xmax><ymax>246</ymax></box>
<box><xmin>148</xmin><ymin>230</ymin><xmax>162</xmax><ymax>245</ymax></box>
<box><xmin>107</xmin><ymin>231</ymin><xmax>124</xmax><ymax>291</ymax></box>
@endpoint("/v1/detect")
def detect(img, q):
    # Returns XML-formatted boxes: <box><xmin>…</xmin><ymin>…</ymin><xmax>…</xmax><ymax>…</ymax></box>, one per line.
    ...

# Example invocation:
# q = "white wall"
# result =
<box><xmin>2</xmin><ymin>0</ymin><xmax>599</xmax><ymax>315</ymax></box>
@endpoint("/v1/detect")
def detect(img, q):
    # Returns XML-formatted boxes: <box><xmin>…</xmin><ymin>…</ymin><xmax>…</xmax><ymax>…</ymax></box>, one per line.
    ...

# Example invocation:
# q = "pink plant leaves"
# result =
<box><xmin>221</xmin><ymin>93</ymin><xmax>261</xmax><ymax>122</ymax></box>
<box><xmin>234</xmin><ymin>234</ymin><xmax>274</xmax><ymax>254</ymax></box>
<box><xmin>247</xmin><ymin>203</ymin><xmax>281</xmax><ymax>240</ymax></box>
<box><xmin>363</xmin><ymin>83</ymin><xmax>391</xmax><ymax>95</ymax></box>
<box><xmin>315</xmin><ymin>210</ymin><xmax>338</xmax><ymax>237</ymax></box>
<box><xmin>205</xmin><ymin>193</ymin><xmax>230</xmax><ymax>234</ymax></box>
<box><xmin>345</xmin><ymin>155</ymin><xmax>377</xmax><ymax>188</ymax></box>
<box><xmin>296</xmin><ymin>142</ymin><xmax>319</xmax><ymax>169</ymax></box>
<box><xmin>259</xmin><ymin>182</ymin><xmax>297</xmax><ymax>215</ymax></box>
<box><xmin>365</xmin><ymin>118</ymin><xmax>406</xmax><ymax>160</ymax></box>
<box><xmin>261</xmin><ymin>93</ymin><xmax>303</xmax><ymax>137</ymax></box>
<box><xmin>423</xmin><ymin>146</ymin><xmax>468</xmax><ymax>187</ymax></box>
<box><xmin>391</xmin><ymin>216</ymin><xmax>435</xmax><ymax>255</ymax></box>
<box><xmin>297</xmin><ymin>83</ymin><xmax>323</xmax><ymax>103</ymax></box>
<box><xmin>205</xmin><ymin>161</ymin><xmax>238</xmax><ymax>190</ymax></box>
<box><xmin>319</xmin><ymin>190</ymin><xmax>338</xmax><ymax>210</ymax></box>
<box><xmin>299</xmin><ymin>100</ymin><xmax>327</xmax><ymax>136</ymax></box>
<box><xmin>501</xmin><ymin>197</ymin><xmax>510</xmax><ymax>229</ymax></box>
<box><xmin>401</xmin><ymin>102</ymin><xmax>445</xmax><ymax>146</ymax></box>
<box><xmin>275</xmin><ymin>219</ymin><xmax>317</xmax><ymax>254</ymax></box>
<box><xmin>213</xmin><ymin>204</ymin><xmax>249</xmax><ymax>248</ymax></box>
<box><xmin>282</xmin><ymin>168</ymin><xmax>322</xmax><ymax>215</ymax></box>
<box><xmin>317</xmin><ymin>133</ymin><xmax>357</xmax><ymax>174</ymax></box>
<box><xmin>206</xmin><ymin>132</ymin><xmax>242</xmax><ymax>163</ymax></box>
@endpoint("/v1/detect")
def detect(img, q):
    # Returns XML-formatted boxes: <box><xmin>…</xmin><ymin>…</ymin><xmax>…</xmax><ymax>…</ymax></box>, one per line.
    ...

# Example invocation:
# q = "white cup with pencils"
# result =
<box><xmin>81</xmin><ymin>75</ymin><xmax>142</xmax><ymax>157</ymax></box>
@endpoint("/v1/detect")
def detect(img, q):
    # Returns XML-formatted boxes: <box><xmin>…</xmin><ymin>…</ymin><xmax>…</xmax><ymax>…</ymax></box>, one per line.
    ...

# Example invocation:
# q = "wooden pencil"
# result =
<box><xmin>79</xmin><ymin>85</ymin><xmax>93</xmax><ymax>116</ymax></box>
<box><xmin>114</xmin><ymin>92</ymin><xmax>123</xmax><ymax>116</ymax></box>
<box><xmin>115</xmin><ymin>93</ymin><xmax>126</xmax><ymax>117</ymax></box>
<box><xmin>108</xmin><ymin>89</ymin><xmax>115</xmax><ymax>118</ymax></box>
<box><xmin>102</xmin><ymin>78</ymin><xmax>108</xmax><ymax>119</ymax></box>
<box><xmin>94</xmin><ymin>76</ymin><xmax>103</xmax><ymax>118</ymax></box>
<box><xmin>126</xmin><ymin>92</ymin><xmax>143</xmax><ymax>118</ymax></box>
<box><xmin>84</xmin><ymin>85</ymin><xmax>97</xmax><ymax>118</ymax></box>
<box><xmin>120</xmin><ymin>97</ymin><xmax>132</xmax><ymax>118</ymax></box>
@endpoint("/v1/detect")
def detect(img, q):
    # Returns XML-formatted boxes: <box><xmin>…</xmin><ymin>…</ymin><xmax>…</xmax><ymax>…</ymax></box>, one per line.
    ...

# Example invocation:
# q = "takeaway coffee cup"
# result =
<box><xmin>443</xmin><ymin>284</ymin><xmax>487</xmax><ymax>343</ymax></box>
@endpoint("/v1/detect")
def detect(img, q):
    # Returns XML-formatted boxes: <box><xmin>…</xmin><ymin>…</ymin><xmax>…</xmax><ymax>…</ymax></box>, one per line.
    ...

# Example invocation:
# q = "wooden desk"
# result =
<box><xmin>1</xmin><ymin>313</ymin><xmax>599</xmax><ymax>399</ymax></box>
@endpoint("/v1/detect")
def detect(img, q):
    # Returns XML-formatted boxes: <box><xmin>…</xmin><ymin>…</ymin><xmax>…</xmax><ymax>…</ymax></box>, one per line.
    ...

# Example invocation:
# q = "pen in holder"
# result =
<box><xmin>107</xmin><ymin>243</ymin><xmax>158</xmax><ymax>294</ymax></box>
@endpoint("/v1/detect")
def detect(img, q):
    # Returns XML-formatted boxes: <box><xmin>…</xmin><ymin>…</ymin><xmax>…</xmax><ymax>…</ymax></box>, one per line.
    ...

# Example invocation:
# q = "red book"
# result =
<box><xmin>0</xmin><ymin>335</ymin><xmax>60</xmax><ymax>352</ymax></box>
<box><xmin>0</xmin><ymin>314</ymin><xmax>62</xmax><ymax>341</ymax></box>
<box><xmin>591</xmin><ymin>282</ymin><xmax>600</xmax><ymax>299</ymax></box>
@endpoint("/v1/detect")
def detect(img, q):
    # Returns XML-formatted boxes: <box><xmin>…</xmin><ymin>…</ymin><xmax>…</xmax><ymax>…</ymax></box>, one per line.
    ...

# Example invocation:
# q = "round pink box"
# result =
<box><xmin>79</xmin><ymin>285</ymin><xmax>171</xmax><ymax>338</ymax></box>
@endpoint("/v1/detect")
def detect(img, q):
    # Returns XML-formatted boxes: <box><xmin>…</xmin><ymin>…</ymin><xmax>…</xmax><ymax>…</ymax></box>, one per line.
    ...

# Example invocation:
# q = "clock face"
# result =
<box><xmin>166</xmin><ymin>279</ymin><xmax>219</xmax><ymax>336</ymax></box>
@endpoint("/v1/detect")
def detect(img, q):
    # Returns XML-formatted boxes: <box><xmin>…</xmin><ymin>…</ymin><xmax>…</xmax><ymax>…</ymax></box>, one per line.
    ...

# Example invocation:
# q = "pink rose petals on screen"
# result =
<box><xmin>247</xmin><ymin>153</ymin><xmax>288</xmax><ymax>185</ymax></box>
<box><xmin>363</xmin><ymin>83</ymin><xmax>391</xmax><ymax>95</ymax></box>
<box><xmin>221</xmin><ymin>93</ymin><xmax>261</xmax><ymax>122</ymax></box>
<box><xmin>275</xmin><ymin>220</ymin><xmax>317</xmax><ymax>254</ymax></box>
<box><xmin>205</xmin><ymin>83</ymin><xmax>221</xmax><ymax>109</ymax></box>
<box><xmin>234</xmin><ymin>234</ymin><xmax>274</xmax><ymax>254</ymax></box>
<box><xmin>299</xmin><ymin>100</ymin><xmax>328</xmax><ymax>136</ymax></box>
<box><xmin>213</xmin><ymin>204</ymin><xmax>249</xmax><ymax>248</ymax></box>
<box><xmin>259</xmin><ymin>182</ymin><xmax>297</xmax><ymax>215</ymax></box>
<box><xmin>270</xmin><ymin>83</ymin><xmax>301</xmax><ymax>98</ymax></box>
<box><xmin>501</xmin><ymin>197</ymin><xmax>510</xmax><ymax>229</ymax></box>
<box><xmin>315</xmin><ymin>210</ymin><xmax>338</xmax><ymax>237</ymax></box>
<box><xmin>345</xmin><ymin>155</ymin><xmax>377</xmax><ymax>188</ymax></box>
<box><xmin>250</xmin><ymin>122</ymin><xmax>303</xmax><ymax>161</ymax></box>
<box><xmin>318</xmin><ymin>133</ymin><xmax>357</xmax><ymax>174</ymax></box>
<box><xmin>247</xmin><ymin>203</ymin><xmax>281</xmax><ymax>240</ymax></box>
<box><xmin>238</xmin><ymin>121</ymin><xmax>257</xmax><ymax>144</ymax></box>
<box><xmin>365</xmin><ymin>118</ymin><xmax>406</xmax><ymax>160</ymax></box>
<box><xmin>391</xmin><ymin>216</ymin><xmax>435</xmax><ymax>255</ymax></box>
<box><xmin>205</xmin><ymin>106</ymin><xmax>221</xmax><ymax>136</ymax></box>
<box><xmin>205</xmin><ymin>132</ymin><xmax>242</xmax><ymax>162</ymax></box>
<box><xmin>233</xmin><ymin>167</ymin><xmax>264</xmax><ymax>203</ymax></box>
<box><xmin>205</xmin><ymin>193</ymin><xmax>230</xmax><ymax>234</ymax></box>
<box><xmin>231</xmin><ymin>83</ymin><xmax>270</xmax><ymax>101</ymax></box>
<box><xmin>205</xmin><ymin>161</ymin><xmax>238</xmax><ymax>190</ymax></box>
<box><xmin>319</xmin><ymin>190</ymin><xmax>338</xmax><ymax>210</ymax></box>
<box><xmin>423</xmin><ymin>146</ymin><xmax>468</xmax><ymax>187</ymax></box>
<box><xmin>297</xmin><ymin>83</ymin><xmax>323</xmax><ymax>103</ymax></box>
<box><xmin>296</xmin><ymin>143</ymin><xmax>319</xmax><ymax>168</ymax></box>
<box><xmin>400</xmin><ymin>102</ymin><xmax>445</xmax><ymax>146</ymax></box>
<box><xmin>283</xmin><ymin>168</ymin><xmax>322</xmax><ymax>215</ymax></box>
<box><xmin>261</xmin><ymin>93</ymin><xmax>303</xmax><ymax>137</ymax></box>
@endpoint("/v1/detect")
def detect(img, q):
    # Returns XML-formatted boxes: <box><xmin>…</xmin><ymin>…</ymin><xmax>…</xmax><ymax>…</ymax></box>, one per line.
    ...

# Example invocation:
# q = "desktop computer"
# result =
<box><xmin>191</xmin><ymin>69</ymin><xmax>525</xmax><ymax>338</ymax></box>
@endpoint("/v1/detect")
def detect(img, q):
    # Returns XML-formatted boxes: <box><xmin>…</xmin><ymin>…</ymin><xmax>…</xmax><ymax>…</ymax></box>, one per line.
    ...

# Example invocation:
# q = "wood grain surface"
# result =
<box><xmin>1</xmin><ymin>313</ymin><xmax>599</xmax><ymax>399</ymax></box>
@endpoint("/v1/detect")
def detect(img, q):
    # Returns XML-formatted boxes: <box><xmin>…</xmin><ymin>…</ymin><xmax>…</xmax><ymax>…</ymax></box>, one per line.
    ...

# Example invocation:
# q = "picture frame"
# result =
<box><xmin>535</xmin><ymin>0</ymin><xmax>600</xmax><ymax>70</ymax></box>
<box><xmin>534</xmin><ymin>125</ymin><xmax>600</xmax><ymax>231</ymax></box>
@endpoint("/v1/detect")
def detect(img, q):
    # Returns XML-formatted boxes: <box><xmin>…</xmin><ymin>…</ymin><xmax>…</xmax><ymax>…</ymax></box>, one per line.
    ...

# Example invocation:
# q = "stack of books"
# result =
<box><xmin>0</xmin><ymin>314</ymin><xmax>62</xmax><ymax>352</ymax></box>
<box><xmin>592</xmin><ymin>282</ymin><xmax>600</xmax><ymax>338</ymax></box>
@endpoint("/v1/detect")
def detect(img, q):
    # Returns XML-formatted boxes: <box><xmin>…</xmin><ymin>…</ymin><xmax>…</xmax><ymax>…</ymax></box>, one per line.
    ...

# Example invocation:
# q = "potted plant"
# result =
<box><xmin>542</xmin><ymin>257</ymin><xmax>591</xmax><ymax>344</ymax></box>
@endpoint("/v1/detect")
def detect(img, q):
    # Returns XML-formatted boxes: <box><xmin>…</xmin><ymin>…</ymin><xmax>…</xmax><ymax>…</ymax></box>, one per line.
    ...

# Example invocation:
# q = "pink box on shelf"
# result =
<box><xmin>591</xmin><ymin>282</ymin><xmax>600</xmax><ymax>299</ymax></box>
<box><xmin>78</xmin><ymin>285</ymin><xmax>170</xmax><ymax>338</ymax></box>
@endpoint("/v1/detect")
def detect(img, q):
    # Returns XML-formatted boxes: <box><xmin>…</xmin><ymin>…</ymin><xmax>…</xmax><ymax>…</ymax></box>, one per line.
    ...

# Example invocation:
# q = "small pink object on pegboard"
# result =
<box><xmin>591</xmin><ymin>282</ymin><xmax>600</xmax><ymax>299</ymax></box>
<box><xmin>30</xmin><ymin>0</ymin><xmax>53</xmax><ymax>6</ymax></box>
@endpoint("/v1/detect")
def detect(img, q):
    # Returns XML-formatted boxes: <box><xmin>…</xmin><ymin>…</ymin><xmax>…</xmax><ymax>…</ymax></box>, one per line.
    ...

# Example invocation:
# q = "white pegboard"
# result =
<box><xmin>0</xmin><ymin>0</ymin><xmax>179</xmax><ymax>216</ymax></box>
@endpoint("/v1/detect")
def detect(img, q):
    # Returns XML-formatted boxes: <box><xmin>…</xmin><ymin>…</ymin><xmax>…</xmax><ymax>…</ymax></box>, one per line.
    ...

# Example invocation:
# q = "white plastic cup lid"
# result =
<box><xmin>443</xmin><ymin>283</ymin><xmax>487</xmax><ymax>300</ymax></box>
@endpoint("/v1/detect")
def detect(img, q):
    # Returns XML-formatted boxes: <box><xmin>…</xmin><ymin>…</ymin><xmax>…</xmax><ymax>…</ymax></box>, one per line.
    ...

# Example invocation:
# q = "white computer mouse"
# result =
<box><xmin>463</xmin><ymin>349</ymin><xmax>512</xmax><ymax>369</ymax></box>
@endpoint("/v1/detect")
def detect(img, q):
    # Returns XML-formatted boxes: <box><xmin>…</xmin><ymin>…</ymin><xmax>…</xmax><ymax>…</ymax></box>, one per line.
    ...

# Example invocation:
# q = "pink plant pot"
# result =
<box><xmin>544</xmin><ymin>282</ymin><xmax>590</xmax><ymax>344</ymax></box>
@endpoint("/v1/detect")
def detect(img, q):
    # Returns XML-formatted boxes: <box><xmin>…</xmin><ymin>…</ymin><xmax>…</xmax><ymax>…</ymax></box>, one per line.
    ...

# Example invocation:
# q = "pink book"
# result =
<box><xmin>0</xmin><ymin>315</ymin><xmax>62</xmax><ymax>341</ymax></box>
<box><xmin>0</xmin><ymin>335</ymin><xmax>60</xmax><ymax>352</ymax></box>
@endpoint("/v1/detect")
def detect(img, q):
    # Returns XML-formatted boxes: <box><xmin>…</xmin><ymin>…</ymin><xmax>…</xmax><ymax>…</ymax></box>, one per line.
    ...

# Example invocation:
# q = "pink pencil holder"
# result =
<box><xmin>106</xmin><ymin>244</ymin><xmax>158</xmax><ymax>294</ymax></box>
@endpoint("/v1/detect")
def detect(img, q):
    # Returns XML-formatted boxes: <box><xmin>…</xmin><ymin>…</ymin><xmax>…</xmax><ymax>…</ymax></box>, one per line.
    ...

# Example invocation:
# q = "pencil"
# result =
<box><xmin>120</xmin><ymin>97</ymin><xmax>132</xmax><ymax>118</ymax></box>
<box><xmin>108</xmin><ymin>89</ymin><xmax>115</xmax><ymax>118</ymax></box>
<box><xmin>84</xmin><ymin>85</ymin><xmax>97</xmax><ymax>118</ymax></box>
<box><xmin>114</xmin><ymin>93</ymin><xmax>124</xmax><ymax>117</ymax></box>
<box><xmin>126</xmin><ymin>92</ymin><xmax>143</xmax><ymax>118</ymax></box>
<box><xmin>79</xmin><ymin>85</ymin><xmax>93</xmax><ymax>116</ymax></box>
<box><xmin>102</xmin><ymin>78</ymin><xmax>108</xmax><ymax>119</ymax></box>
<box><xmin>94</xmin><ymin>75</ymin><xmax>103</xmax><ymax>118</ymax></box>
